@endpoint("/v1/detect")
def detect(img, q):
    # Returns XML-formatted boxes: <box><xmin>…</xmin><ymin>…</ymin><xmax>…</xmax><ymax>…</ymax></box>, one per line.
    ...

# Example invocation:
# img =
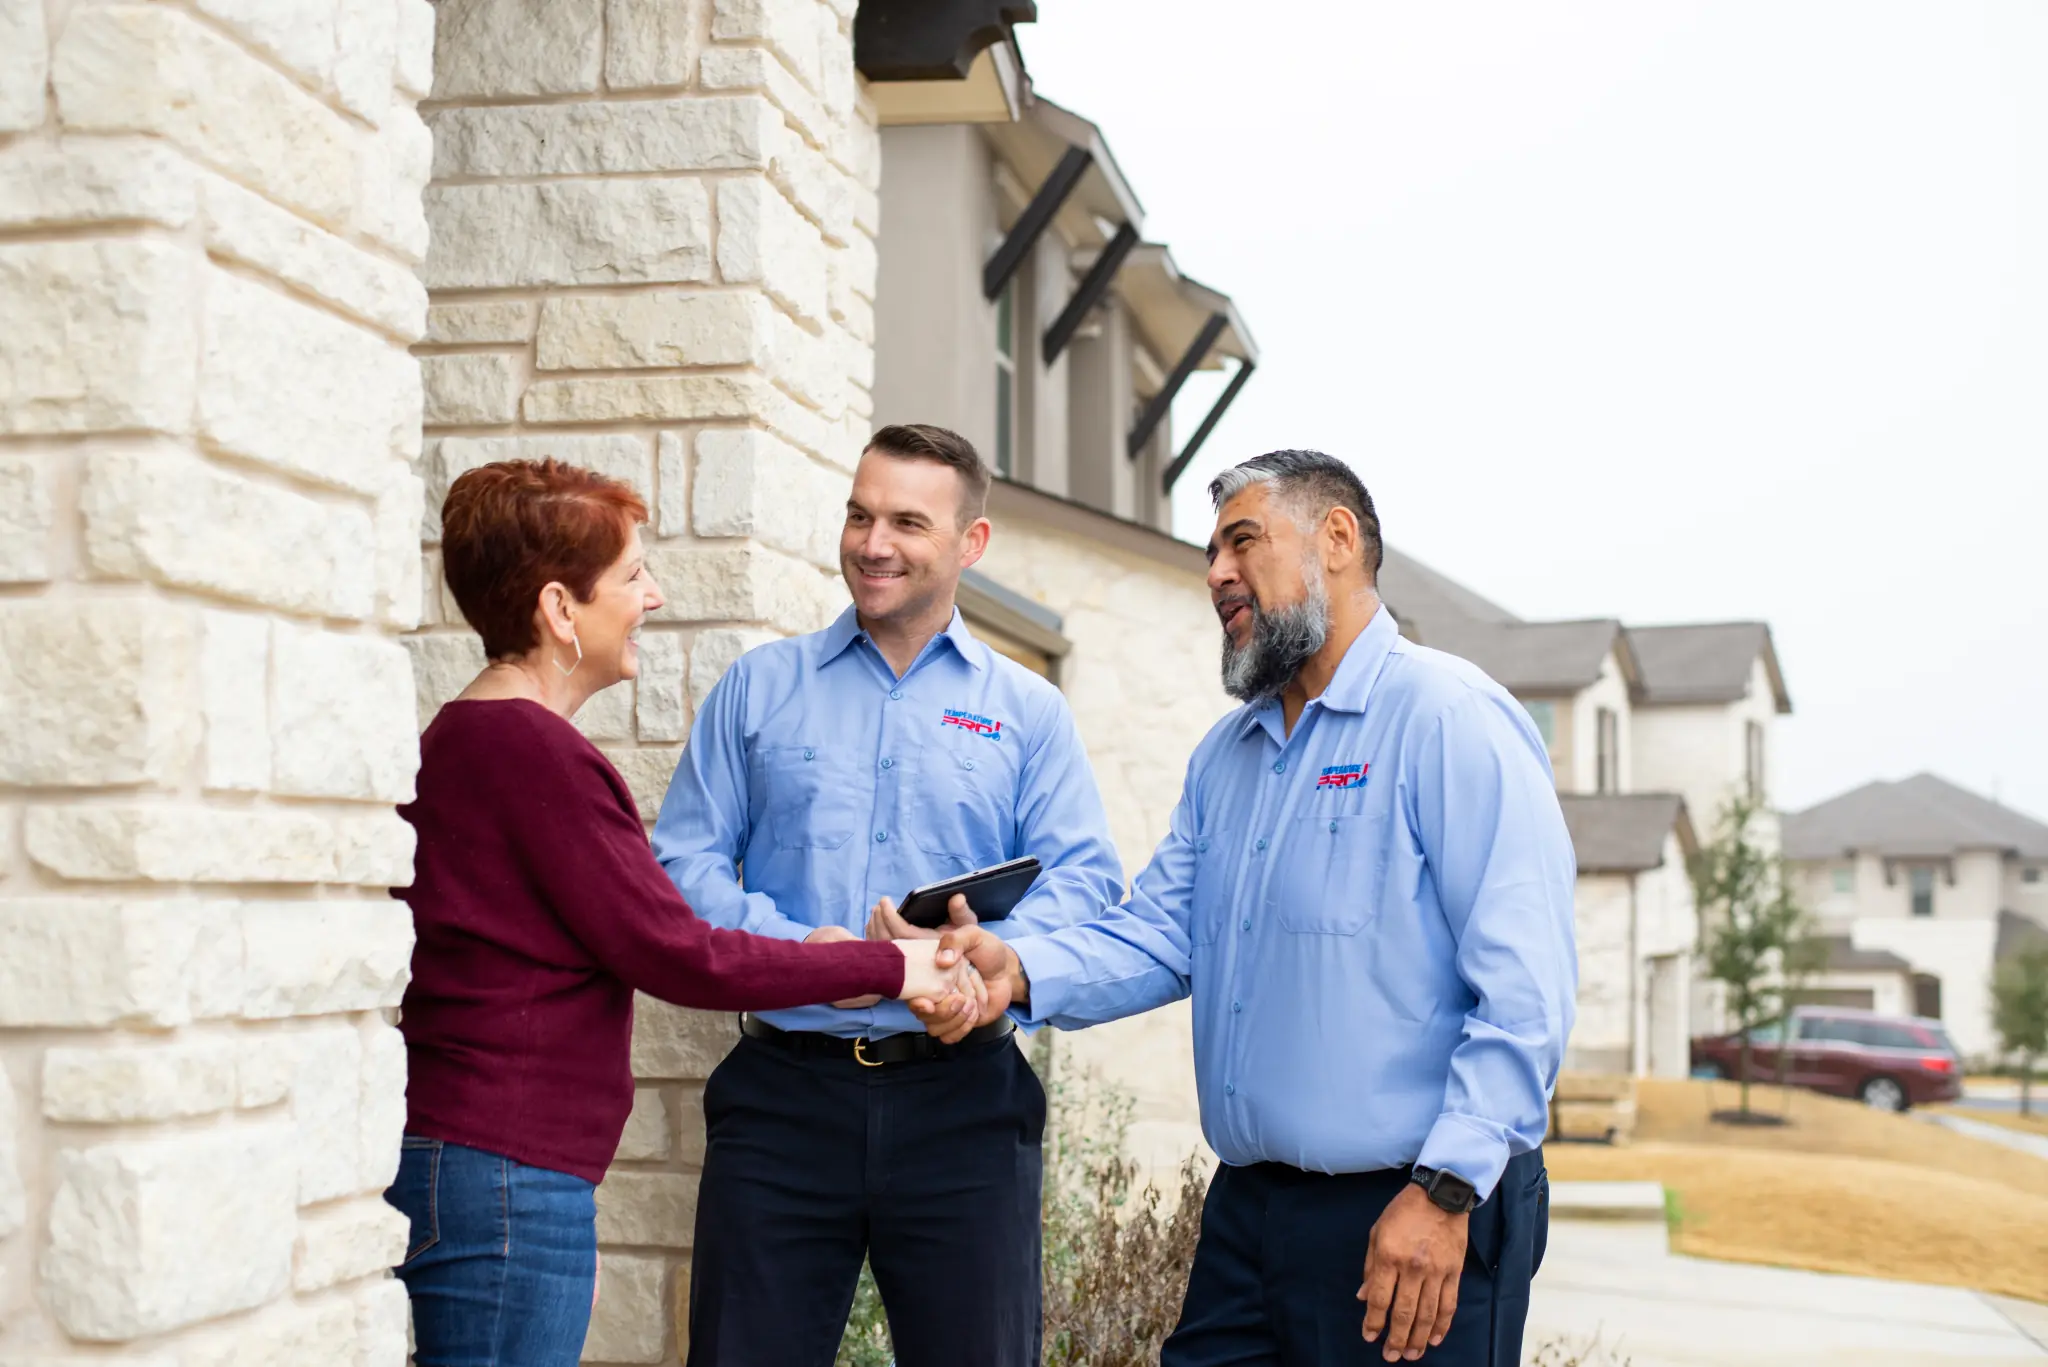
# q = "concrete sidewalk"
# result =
<box><xmin>1525</xmin><ymin>1184</ymin><xmax>2048</xmax><ymax>1365</ymax></box>
<box><xmin>1926</xmin><ymin>1110</ymin><xmax>2048</xmax><ymax>1162</ymax></box>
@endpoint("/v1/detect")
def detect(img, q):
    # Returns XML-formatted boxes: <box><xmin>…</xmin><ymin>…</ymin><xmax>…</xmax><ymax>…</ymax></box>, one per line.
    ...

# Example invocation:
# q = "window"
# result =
<box><xmin>1522</xmin><ymin>700</ymin><xmax>1556</xmax><ymax>748</ymax></box>
<box><xmin>1909</xmin><ymin>866</ymin><xmax>1934</xmax><ymax>918</ymax></box>
<box><xmin>993</xmin><ymin>280</ymin><xmax>1016</xmax><ymax>478</ymax></box>
<box><xmin>1745</xmin><ymin>720</ymin><xmax>1766</xmax><ymax>803</ymax></box>
<box><xmin>2027</xmin><ymin>866</ymin><xmax>2043</xmax><ymax>885</ymax></box>
<box><xmin>1832</xmin><ymin>866</ymin><xmax>1854</xmax><ymax>894</ymax></box>
<box><xmin>1595</xmin><ymin>706</ymin><xmax>1619</xmax><ymax>794</ymax></box>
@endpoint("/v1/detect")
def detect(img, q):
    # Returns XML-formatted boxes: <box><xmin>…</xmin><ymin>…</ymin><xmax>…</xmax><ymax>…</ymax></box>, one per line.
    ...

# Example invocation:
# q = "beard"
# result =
<box><xmin>1219</xmin><ymin>559</ymin><xmax>1332</xmax><ymax>703</ymax></box>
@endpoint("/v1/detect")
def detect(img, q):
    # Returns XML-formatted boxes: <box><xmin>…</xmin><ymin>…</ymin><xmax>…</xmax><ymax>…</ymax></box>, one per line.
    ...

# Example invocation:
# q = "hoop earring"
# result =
<box><xmin>556</xmin><ymin>629</ymin><xmax>582</xmax><ymax>678</ymax></box>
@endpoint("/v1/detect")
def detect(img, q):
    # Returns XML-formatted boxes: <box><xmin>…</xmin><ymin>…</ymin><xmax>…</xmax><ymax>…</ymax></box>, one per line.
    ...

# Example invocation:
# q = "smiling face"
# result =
<box><xmin>840</xmin><ymin>450</ymin><xmax>989</xmax><ymax>630</ymax></box>
<box><xmin>565</xmin><ymin>522</ymin><xmax>665</xmax><ymax>686</ymax></box>
<box><xmin>1206</xmin><ymin>482</ymin><xmax>1333</xmax><ymax>701</ymax></box>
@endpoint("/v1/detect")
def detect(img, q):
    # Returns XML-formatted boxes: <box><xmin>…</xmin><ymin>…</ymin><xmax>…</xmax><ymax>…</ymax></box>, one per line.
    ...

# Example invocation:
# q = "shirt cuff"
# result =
<box><xmin>1416</xmin><ymin>1112</ymin><xmax>1512</xmax><ymax>1203</ymax></box>
<box><xmin>752</xmin><ymin>915</ymin><xmax>816</xmax><ymax>945</ymax></box>
<box><xmin>1006</xmin><ymin>933</ymin><xmax>1081</xmax><ymax>1027</ymax></box>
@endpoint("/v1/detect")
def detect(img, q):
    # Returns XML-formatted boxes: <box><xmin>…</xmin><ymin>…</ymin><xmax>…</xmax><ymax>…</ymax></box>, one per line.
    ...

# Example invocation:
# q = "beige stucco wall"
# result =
<box><xmin>1</xmin><ymin>0</ymin><xmax>435</xmax><ymax>1359</ymax></box>
<box><xmin>1558</xmin><ymin>649</ymin><xmax>1632</xmax><ymax>795</ymax></box>
<box><xmin>1848</xmin><ymin>918</ymin><xmax>2001</xmax><ymax>1058</ymax></box>
<box><xmin>1567</xmin><ymin>874</ymin><xmax>1638</xmax><ymax>1074</ymax></box>
<box><xmin>1632</xmin><ymin>655</ymin><xmax>1779</xmax><ymax>841</ymax></box>
<box><xmin>975</xmin><ymin>513</ymin><xmax>1231</xmax><ymax>1185</ymax></box>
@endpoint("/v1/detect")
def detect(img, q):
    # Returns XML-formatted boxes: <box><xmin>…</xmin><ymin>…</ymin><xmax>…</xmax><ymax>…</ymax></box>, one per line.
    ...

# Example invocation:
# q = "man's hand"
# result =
<box><xmin>865</xmin><ymin>892</ymin><xmax>978</xmax><ymax>942</ymax></box>
<box><xmin>908</xmin><ymin>924</ymin><xmax>1027</xmax><ymax>1044</ymax></box>
<box><xmin>807</xmin><ymin>924</ymin><xmax>882</xmax><ymax>1008</ymax></box>
<box><xmin>1358</xmin><ymin>1183</ymin><xmax>1468</xmax><ymax>1362</ymax></box>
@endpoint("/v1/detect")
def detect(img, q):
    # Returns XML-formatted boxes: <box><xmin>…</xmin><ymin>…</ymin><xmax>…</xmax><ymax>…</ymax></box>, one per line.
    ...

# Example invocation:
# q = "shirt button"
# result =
<box><xmin>875</xmin><ymin>831</ymin><xmax>888</xmax><ymax>843</ymax></box>
<box><xmin>963</xmin><ymin>760</ymin><xmax>976</xmax><ymax>771</ymax></box>
<box><xmin>889</xmin><ymin>689</ymin><xmax>903</xmax><ymax>700</ymax></box>
<box><xmin>1273</xmin><ymin>760</ymin><xmax>1286</xmax><ymax>774</ymax></box>
<box><xmin>1240</xmin><ymin>917</ymin><xmax>1251</xmax><ymax>932</ymax></box>
<box><xmin>1255</xmin><ymin>838</ymin><xmax>1268</xmax><ymax>852</ymax></box>
<box><xmin>1329</xmin><ymin>820</ymin><xmax>1338</xmax><ymax>833</ymax></box>
<box><xmin>803</xmin><ymin>748</ymin><xmax>815</xmax><ymax>761</ymax></box>
<box><xmin>1225</xmin><ymin>1083</ymin><xmax>1236</xmax><ymax>1097</ymax></box>
<box><xmin>880</xmin><ymin>758</ymin><xmax>893</xmax><ymax>769</ymax></box>
<box><xmin>1232</xmin><ymin>1000</ymin><xmax>1242</xmax><ymax>1013</ymax></box>
<box><xmin>1197</xmin><ymin>838</ymin><xmax>1209</xmax><ymax>853</ymax></box>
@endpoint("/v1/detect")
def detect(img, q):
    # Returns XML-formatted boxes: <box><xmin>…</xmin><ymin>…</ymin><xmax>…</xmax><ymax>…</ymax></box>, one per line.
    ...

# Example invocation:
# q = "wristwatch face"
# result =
<box><xmin>1430</xmin><ymin>1170</ymin><xmax>1476</xmax><ymax>1212</ymax></box>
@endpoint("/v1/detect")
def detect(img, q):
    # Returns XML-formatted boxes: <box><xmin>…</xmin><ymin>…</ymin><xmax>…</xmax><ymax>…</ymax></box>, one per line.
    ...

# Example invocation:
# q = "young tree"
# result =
<box><xmin>1691</xmin><ymin>795</ymin><xmax>1811</xmax><ymax>1118</ymax></box>
<box><xmin>1991</xmin><ymin>947</ymin><xmax>2048</xmax><ymax>1117</ymax></box>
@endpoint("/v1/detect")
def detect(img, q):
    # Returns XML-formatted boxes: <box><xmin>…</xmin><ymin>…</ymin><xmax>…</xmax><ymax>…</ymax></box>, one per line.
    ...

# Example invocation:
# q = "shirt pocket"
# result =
<box><xmin>751</xmin><ymin>744</ymin><xmax>861</xmax><ymax>851</ymax></box>
<box><xmin>910</xmin><ymin>730</ymin><xmax>1015</xmax><ymax>871</ymax></box>
<box><xmin>1275</xmin><ymin>809</ymin><xmax>1388</xmax><ymax>935</ymax></box>
<box><xmin>1188</xmin><ymin>833</ymin><xmax>1234</xmax><ymax>947</ymax></box>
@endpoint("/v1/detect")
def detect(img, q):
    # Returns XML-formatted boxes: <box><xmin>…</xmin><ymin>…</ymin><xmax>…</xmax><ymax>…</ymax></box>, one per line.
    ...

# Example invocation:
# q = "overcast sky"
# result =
<box><xmin>1019</xmin><ymin>1</ymin><xmax>2048</xmax><ymax>821</ymax></box>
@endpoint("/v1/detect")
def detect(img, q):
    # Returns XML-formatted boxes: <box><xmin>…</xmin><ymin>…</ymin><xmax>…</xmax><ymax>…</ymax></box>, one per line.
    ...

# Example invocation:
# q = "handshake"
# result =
<box><xmin>805</xmin><ymin>894</ymin><xmax>1028</xmax><ymax>1042</ymax></box>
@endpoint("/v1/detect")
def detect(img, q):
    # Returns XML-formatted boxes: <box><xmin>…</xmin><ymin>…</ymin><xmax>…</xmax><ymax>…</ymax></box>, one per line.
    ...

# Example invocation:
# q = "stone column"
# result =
<box><xmin>409</xmin><ymin>2</ymin><xmax>879</xmax><ymax>1361</ymax></box>
<box><xmin>0</xmin><ymin>1</ymin><xmax>433</xmax><ymax>1362</ymax></box>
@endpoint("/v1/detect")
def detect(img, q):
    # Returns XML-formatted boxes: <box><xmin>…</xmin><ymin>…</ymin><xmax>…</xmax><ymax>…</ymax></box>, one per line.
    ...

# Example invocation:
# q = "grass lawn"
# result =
<box><xmin>1545</xmin><ymin>1079</ymin><xmax>2048</xmax><ymax>1304</ymax></box>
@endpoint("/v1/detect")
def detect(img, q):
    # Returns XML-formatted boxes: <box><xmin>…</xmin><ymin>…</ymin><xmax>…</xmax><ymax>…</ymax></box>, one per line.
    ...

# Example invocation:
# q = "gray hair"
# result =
<box><xmin>1208</xmin><ymin>449</ymin><xmax>1383</xmax><ymax>577</ymax></box>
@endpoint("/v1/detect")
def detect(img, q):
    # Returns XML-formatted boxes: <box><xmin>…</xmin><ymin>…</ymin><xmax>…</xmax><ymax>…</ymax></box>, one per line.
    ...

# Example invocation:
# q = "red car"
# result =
<box><xmin>1690</xmin><ymin>1006</ymin><xmax>1963</xmax><ymax>1111</ymax></box>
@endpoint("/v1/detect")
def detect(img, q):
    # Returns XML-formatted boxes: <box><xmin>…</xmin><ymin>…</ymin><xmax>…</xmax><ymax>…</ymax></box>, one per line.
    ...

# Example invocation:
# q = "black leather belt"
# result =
<box><xmin>739</xmin><ymin>1013</ymin><xmax>1014</xmax><ymax>1065</ymax></box>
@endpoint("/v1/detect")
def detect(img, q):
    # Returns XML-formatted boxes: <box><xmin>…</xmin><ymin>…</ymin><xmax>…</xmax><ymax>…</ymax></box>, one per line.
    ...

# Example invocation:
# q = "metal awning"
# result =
<box><xmin>983</xmin><ymin>97</ymin><xmax>1145</xmax><ymax>257</ymax></box>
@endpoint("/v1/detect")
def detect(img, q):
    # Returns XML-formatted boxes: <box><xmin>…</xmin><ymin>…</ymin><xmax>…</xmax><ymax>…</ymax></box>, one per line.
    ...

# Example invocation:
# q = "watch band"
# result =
<box><xmin>1410</xmin><ymin>1164</ymin><xmax>1479</xmax><ymax>1214</ymax></box>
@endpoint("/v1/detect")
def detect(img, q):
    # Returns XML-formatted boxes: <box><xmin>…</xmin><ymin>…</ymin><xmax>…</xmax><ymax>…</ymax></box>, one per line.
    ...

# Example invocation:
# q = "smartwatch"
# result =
<box><xmin>1409</xmin><ymin>1165</ymin><xmax>1479</xmax><ymax>1215</ymax></box>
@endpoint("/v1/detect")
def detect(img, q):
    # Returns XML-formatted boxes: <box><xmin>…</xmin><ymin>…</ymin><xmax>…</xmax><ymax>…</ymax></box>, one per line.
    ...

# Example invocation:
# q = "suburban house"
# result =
<box><xmin>1783</xmin><ymin>773</ymin><xmax>2048</xmax><ymax>1060</ymax></box>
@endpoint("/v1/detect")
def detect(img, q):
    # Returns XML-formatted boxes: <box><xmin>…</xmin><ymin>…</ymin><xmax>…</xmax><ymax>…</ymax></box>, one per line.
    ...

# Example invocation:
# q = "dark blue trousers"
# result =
<box><xmin>686</xmin><ymin>1030</ymin><xmax>1046</xmax><ymax>1367</ymax></box>
<box><xmin>1162</xmin><ymin>1150</ymin><xmax>1548</xmax><ymax>1367</ymax></box>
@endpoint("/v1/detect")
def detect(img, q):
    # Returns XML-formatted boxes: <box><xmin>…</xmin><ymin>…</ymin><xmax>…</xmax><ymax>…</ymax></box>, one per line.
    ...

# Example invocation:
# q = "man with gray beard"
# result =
<box><xmin>919</xmin><ymin>450</ymin><xmax>1578</xmax><ymax>1366</ymax></box>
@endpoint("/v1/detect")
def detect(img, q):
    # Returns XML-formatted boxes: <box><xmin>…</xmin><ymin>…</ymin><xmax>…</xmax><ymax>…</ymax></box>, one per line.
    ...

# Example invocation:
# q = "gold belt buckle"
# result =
<box><xmin>852</xmin><ymin>1036</ymin><xmax>883</xmax><ymax>1068</ymax></box>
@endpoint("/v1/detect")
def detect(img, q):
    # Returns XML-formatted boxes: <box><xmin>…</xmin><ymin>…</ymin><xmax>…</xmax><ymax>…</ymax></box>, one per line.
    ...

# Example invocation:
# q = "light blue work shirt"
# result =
<box><xmin>1008</xmin><ymin>606</ymin><xmax>1577</xmax><ymax>1199</ymax></box>
<box><xmin>652</xmin><ymin>605</ymin><xmax>1126</xmax><ymax>1039</ymax></box>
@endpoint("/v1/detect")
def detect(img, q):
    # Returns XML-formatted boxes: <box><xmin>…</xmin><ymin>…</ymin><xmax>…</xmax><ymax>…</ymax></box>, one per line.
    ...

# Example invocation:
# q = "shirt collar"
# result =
<box><xmin>814</xmin><ymin>605</ymin><xmax>986</xmax><ymax>673</ymax></box>
<box><xmin>1231</xmin><ymin>603</ymin><xmax>1401</xmax><ymax>740</ymax></box>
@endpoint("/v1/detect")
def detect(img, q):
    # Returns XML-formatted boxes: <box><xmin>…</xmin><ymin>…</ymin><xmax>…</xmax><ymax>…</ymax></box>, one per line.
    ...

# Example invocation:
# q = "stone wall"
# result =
<box><xmin>0</xmin><ymin>0</ymin><xmax>433</xmax><ymax>1361</ymax></box>
<box><xmin>406</xmin><ymin>3</ymin><xmax>879</xmax><ymax>1361</ymax></box>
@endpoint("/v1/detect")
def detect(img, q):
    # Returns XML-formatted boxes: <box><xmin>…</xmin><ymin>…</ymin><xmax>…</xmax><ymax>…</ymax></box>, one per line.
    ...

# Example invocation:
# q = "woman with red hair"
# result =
<box><xmin>386</xmin><ymin>460</ymin><xmax>976</xmax><ymax>1365</ymax></box>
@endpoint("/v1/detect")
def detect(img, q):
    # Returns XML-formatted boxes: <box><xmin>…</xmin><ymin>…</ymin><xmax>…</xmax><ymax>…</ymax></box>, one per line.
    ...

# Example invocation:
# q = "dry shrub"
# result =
<box><xmin>1528</xmin><ymin>1335</ymin><xmax>1634</xmax><ymax>1366</ymax></box>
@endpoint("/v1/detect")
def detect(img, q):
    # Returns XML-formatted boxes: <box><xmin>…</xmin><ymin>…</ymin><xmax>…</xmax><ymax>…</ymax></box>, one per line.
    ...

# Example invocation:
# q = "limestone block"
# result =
<box><xmin>522</xmin><ymin>375</ymin><xmax>838</xmax><ymax>468</ymax></box>
<box><xmin>431</xmin><ymin>0</ymin><xmax>602</xmax><ymax>99</ymax></box>
<box><xmin>0</xmin><ymin>599</ymin><xmax>197</xmax><ymax>787</ymax></box>
<box><xmin>42</xmin><ymin>1126</ymin><xmax>297</xmax><ymax>1339</ymax></box>
<box><xmin>394</xmin><ymin>0</ymin><xmax>437</xmax><ymax>99</ymax></box>
<box><xmin>765</xmin><ymin>309</ymin><xmax>850</xmax><ymax>416</ymax></box>
<box><xmin>430</xmin><ymin>97</ymin><xmax>778</xmax><ymax>179</ymax></box>
<box><xmin>0</xmin><ymin>237</ymin><xmax>198</xmax><ymax>437</ymax></box>
<box><xmin>0</xmin><ymin>138</ymin><xmax>197</xmax><ymax>232</ymax></box>
<box><xmin>595</xmin><ymin>1172</ymin><xmax>697</xmax><ymax>1249</ymax></box>
<box><xmin>270</xmin><ymin>624</ymin><xmax>420</xmax><ymax>802</ymax></box>
<box><xmin>833</xmin><ymin>276</ymin><xmax>875</xmax><ymax>346</ymax></box>
<box><xmin>236</xmin><ymin>1036</ymin><xmax>299</xmax><ymax>1109</ymax></box>
<box><xmin>80</xmin><ymin>443</ymin><xmax>377</xmax><ymax>621</ymax></box>
<box><xmin>200</xmin><ymin>270</ymin><xmax>416</xmax><ymax>495</ymax></box>
<box><xmin>655</xmin><ymin>430</ymin><xmax>690</xmax><ymax>536</ymax></box>
<box><xmin>291</xmin><ymin>1026</ymin><xmax>363</xmax><ymax>1205</ymax></box>
<box><xmin>688</xmin><ymin>628</ymin><xmax>777</xmax><ymax>710</ymax></box>
<box><xmin>677</xmin><ymin>1090</ymin><xmax>707</xmax><ymax>1166</ymax></box>
<box><xmin>644</xmin><ymin>543</ymin><xmax>842</xmax><ymax>633</ymax></box>
<box><xmin>355</xmin><ymin>103</ymin><xmax>434</xmax><ymax>263</ymax></box>
<box><xmin>294</xmin><ymin>1197</ymin><xmax>409</xmax><ymax>1293</ymax></box>
<box><xmin>332</xmin><ymin>0</ymin><xmax>398</xmax><ymax>123</ymax></box>
<box><xmin>533</xmin><ymin>290</ymin><xmax>774</xmax><ymax>372</ymax></box>
<box><xmin>178</xmin><ymin>1298</ymin><xmax>357</xmax><ymax>1367</ymax></box>
<box><xmin>241</xmin><ymin>901</ymin><xmax>414</xmax><ymax>1019</ymax></box>
<box><xmin>575</xmin><ymin>682</ymin><xmax>636</xmax><ymax>744</ymax></box>
<box><xmin>771</xmin><ymin>133</ymin><xmax>856</xmax><ymax>248</ymax></box>
<box><xmin>635</xmin><ymin>629</ymin><xmax>688</xmax><ymax>743</ymax></box>
<box><xmin>600</xmin><ymin>744</ymin><xmax>684</xmax><ymax>824</ymax></box>
<box><xmin>0</xmin><ymin>455</ymin><xmax>52</xmax><ymax>582</ymax></box>
<box><xmin>41</xmin><ymin>1041</ymin><xmax>241</xmax><ymax>1124</ymax></box>
<box><xmin>699</xmin><ymin>46</ymin><xmax>830</xmax><ymax>153</ymax></box>
<box><xmin>200</xmin><ymin>175</ymin><xmax>427</xmax><ymax>341</ymax></box>
<box><xmin>0</xmin><ymin>1067</ymin><xmax>24</xmax><ymax>1238</ymax></box>
<box><xmin>615</xmin><ymin>1088</ymin><xmax>672</xmax><ymax>1162</ymax></box>
<box><xmin>836</xmin><ymin>222</ymin><xmax>878</xmax><ymax>304</ymax></box>
<box><xmin>359</xmin><ymin>1023</ymin><xmax>408</xmax><ymax>1192</ymax></box>
<box><xmin>0</xmin><ymin>0</ymin><xmax>48</xmax><ymax>131</ymax></box>
<box><xmin>693</xmin><ymin>429</ymin><xmax>843</xmax><ymax>569</ymax></box>
<box><xmin>53</xmin><ymin>5</ymin><xmax>359</xmax><ymax>227</ymax></box>
<box><xmin>607</xmin><ymin>0</ymin><xmax>694</xmax><ymax>90</ymax></box>
<box><xmin>0</xmin><ymin>899</ymin><xmax>236</xmax><ymax>1028</ymax></box>
<box><xmin>422</xmin><ymin>353</ymin><xmax>520</xmax><ymax>426</ymax></box>
<box><xmin>711</xmin><ymin>0</ymin><xmax>830</xmax><ymax>98</ymax></box>
<box><xmin>716</xmin><ymin>177</ymin><xmax>829</xmax><ymax>324</ymax></box>
<box><xmin>582</xmin><ymin>1252</ymin><xmax>667</xmax><ymax>1362</ymax></box>
<box><xmin>356</xmin><ymin>1276</ymin><xmax>412</xmax><ymax>1367</ymax></box>
<box><xmin>425</xmin><ymin>300</ymin><xmax>534</xmax><ymax>346</ymax></box>
<box><xmin>187</xmin><ymin>0</ymin><xmax>337</xmax><ymax>99</ymax></box>
<box><xmin>24</xmin><ymin>805</ymin><xmax>416</xmax><ymax>887</ymax></box>
<box><xmin>631</xmin><ymin>995</ymin><xmax>736</xmax><ymax>1079</ymax></box>
<box><xmin>197</xmin><ymin>609</ymin><xmax>271</xmax><ymax>792</ymax></box>
<box><xmin>375</xmin><ymin>465</ymin><xmax>425</xmax><ymax>630</ymax></box>
<box><xmin>422</xmin><ymin>179</ymin><xmax>713</xmax><ymax>290</ymax></box>
<box><xmin>401</xmin><ymin>632</ymin><xmax>486</xmax><ymax>727</ymax></box>
<box><xmin>426</xmin><ymin>433</ymin><xmax>654</xmax><ymax>542</ymax></box>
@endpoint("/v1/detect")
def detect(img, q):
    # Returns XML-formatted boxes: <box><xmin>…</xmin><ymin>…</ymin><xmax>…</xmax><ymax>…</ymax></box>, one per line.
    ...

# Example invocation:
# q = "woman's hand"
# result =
<box><xmin>892</xmin><ymin>938</ymin><xmax>985</xmax><ymax>1034</ymax></box>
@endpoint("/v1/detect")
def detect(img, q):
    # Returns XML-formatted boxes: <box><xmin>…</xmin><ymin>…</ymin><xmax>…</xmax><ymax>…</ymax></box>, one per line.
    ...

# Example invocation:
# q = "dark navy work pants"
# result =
<box><xmin>1162</xmin><ymin>1150</ymin><xmax>1549</xmax><ymax>1367</ymax></box>
<box><xmin>685</xmin><ymin>1030</ymin><xmax>1046</xmax><ymax>1367</ymax></box>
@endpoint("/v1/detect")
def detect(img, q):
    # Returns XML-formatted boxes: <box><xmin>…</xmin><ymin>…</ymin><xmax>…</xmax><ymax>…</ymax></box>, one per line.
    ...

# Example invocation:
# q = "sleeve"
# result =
<box><xmin>649</xmin><ymin>663</ymin><xmax>814</xmax><ymax>944</ymax></box>
<box><xmin>1004</xmin><ymin>752</ymin><xmax>1203</xmax><ymax>1031</ymax></box>
<box><xmin>1409</xmin><ymin>687</ymin><xmax>1579</xmax><ymax>1201</ymax></box>
<box><xmin>518</xmin><ymin>718</ymin><xmax>903</xmax><ymax>1011</ymax></box>
<box><xmin>990</xmin><ymin>690</ymin><xmax>1128</xmax><ymax>940</ymax></box>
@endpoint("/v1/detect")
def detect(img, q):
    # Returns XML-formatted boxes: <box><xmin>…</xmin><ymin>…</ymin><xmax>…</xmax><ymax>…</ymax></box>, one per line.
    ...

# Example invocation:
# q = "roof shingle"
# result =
<box><xmin>1625</xmin><ymin>622</ymin><xmax>1790</xmax><ymax>712</ymax></box>
<box><xmin>1559</xmin><ymin>793</ymin><xmax>1693</xmax><ymax>874</ymax></box>
<box><xmin>1783</xmin><ymin>773</ymin><xmax>2048</xmax><ymax>861</ymax></box>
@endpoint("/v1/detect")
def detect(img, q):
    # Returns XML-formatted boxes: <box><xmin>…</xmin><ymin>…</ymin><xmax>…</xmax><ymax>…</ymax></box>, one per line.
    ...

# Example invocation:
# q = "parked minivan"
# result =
<box><xmin>1689</xmin><ymin>1006</ymin><xmax>1963</xmax><ymax>1111</ymax></box>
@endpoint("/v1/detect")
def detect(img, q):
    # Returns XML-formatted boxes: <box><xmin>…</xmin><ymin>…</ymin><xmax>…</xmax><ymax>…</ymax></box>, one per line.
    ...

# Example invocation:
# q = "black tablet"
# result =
<box><xmin>898</xmin><ymin>856</ymin><xmax>1042</xmax><ymax>930</ymax></box>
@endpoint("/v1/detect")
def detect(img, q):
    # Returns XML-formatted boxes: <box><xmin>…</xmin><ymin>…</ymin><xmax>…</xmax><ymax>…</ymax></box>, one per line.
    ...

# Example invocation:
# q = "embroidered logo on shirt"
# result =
<box><xmin>941</xmin><ymin>708</ymin><xmax>1004</xmax><ymax>740</ymax></box>
<box><xmin>1316</xmin><ymin>763</ymin><xmax>1368</xmax><ymax>789</ymax></box>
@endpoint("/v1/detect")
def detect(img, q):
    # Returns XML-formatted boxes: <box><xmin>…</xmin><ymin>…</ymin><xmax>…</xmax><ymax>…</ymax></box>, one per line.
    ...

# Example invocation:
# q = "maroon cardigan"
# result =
<box><xmin>394</xmin><ymin>699</ymin><xmax>902</xmax><ymax>1182</ymax></box>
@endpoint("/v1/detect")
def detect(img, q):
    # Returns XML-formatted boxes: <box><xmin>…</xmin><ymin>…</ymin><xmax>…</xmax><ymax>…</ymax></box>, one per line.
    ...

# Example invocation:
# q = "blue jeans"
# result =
<box><xmin>386</xmin><ymin>1136</ymin><xmax>599</xmax><ymax>1367</ymax></box>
